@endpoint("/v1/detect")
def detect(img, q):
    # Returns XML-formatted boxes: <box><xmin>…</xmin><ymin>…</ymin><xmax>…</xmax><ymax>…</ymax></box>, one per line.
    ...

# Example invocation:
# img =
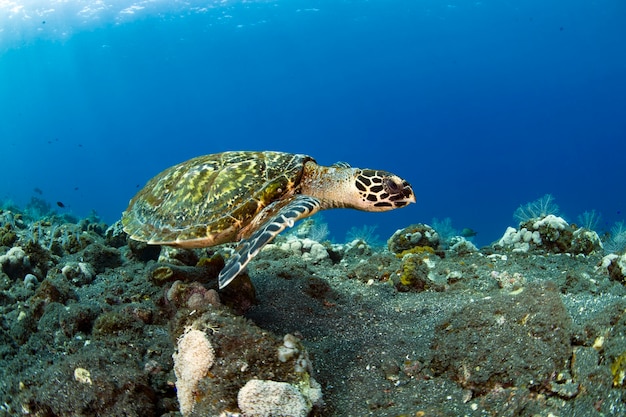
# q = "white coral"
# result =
<box><xmin>532</xmin><ymin>214</ymin><xmax>568</xmax><ymax>230</ymax></box>
<box><xmin>599</xmin><ymin>253</ymin><xmax>626</xmax><ymax>281</ymax></box>
<box><xmin>449</xmin><ymin>236</ymin><xmax>478</xmax><ymax>254</ymax></box>
<box><xmin>237</xmin><ymin>380</ymin><xmax>310</xmax><ymax>417</ymax></box>
<box><xmin>173</xmin><ymin>327</ymin><xmax>215</xmax><ymax>416</ymax></box>
<box><xmin>61</xmin><ymin>262</ymin><xmax>95</xmax><ymax>285</ymax></box>
<box><xmin>278</xmin><ymin>237</ymin><xmax>328</xmax><ymax>263</ymax></box>
<box><xmin>497</xmin><ymin>227</ymin><xmax>535</xmax><ymax>252</ymax></box>
<box><xmin>0</xmin><ymin>246</ymin><xmax>30</xmax><ymax>270</ymax></box>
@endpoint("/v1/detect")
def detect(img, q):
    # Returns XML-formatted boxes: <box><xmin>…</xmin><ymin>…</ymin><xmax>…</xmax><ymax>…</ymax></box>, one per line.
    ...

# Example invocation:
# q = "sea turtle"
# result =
<box><xmin>122</xmin><ymin>151</ymin><xmax>415</xmax><ymax>289</ymax></box>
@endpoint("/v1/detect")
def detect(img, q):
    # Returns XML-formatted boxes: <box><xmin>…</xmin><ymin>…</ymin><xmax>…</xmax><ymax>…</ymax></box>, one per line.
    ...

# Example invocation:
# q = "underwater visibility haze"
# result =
<box><xmin>2</xmin><ymin>1</ymin><xmax>626</xmax><ymax>416</ymax></box>
<box><xmin>1</xmin><ymin>0</ymin><xmax>625</xmax><ymax>245</ymax></box>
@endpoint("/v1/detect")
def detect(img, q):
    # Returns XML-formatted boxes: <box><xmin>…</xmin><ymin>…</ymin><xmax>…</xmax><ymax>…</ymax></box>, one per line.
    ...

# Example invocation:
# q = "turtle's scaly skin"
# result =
<box><xmin>122</xmin><ymin>151</ymin><xmax>313</xmax><ymax>248</ymax></box>
<box><xmin>123</xmin><ymin>150</ymin><xmax>415</xmax><ymax>288</ymax></box>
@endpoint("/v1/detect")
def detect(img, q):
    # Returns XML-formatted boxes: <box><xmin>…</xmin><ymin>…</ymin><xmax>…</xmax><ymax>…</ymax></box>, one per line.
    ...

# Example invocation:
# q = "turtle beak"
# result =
<box><xmin>389</xmin><ymin>185</ymin><xmax>415</xmax><ymax>208</ymax></box>
<box><xmin>403</xmin><ymin>181</ymin><xmax>416</xmax><ymax>204</ymax></box>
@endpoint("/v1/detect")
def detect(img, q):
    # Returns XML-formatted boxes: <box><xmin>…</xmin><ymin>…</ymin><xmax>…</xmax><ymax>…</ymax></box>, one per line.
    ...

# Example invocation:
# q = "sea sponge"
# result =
<box><xmin>237</xmin><ymin>379</ymin><xmax>310</xmax><ymax>417</ymax></box>
<box><xmin>602</xmin><ymin>253</ymin><xmax>626</xmax><ymax>284</ymax></box>
<box><xmin>61</xmin><ymin>262</ymin><xmax>95</xmax><ymax>286</ymax></box>
<box><xmin>0</xmin><ymin>246</ymin><xmax>31</xmax><ymax>279</ymax></box>
<box><xmin>498</xmin><ymin>215</ymin><xmax>601</xmax><ymax>255</ymax></box>
<box><xmin>387</xmin><ymin>223</ymin><xmax>440</xmax><ymax>254</ymax></box>
<box><xmin>173</xmin><ymin>327</ymin><xmax>215</xmax><ymax>416</ymax></box>
<box><xmin>448</xmin><ymin>236</ymin><xmax>478</xmax><ymax>255</ymax></box>
<box><xmin>278</xmin><ymin>237</ymin><xmax>329</xmax><ymax>263</ymax></box>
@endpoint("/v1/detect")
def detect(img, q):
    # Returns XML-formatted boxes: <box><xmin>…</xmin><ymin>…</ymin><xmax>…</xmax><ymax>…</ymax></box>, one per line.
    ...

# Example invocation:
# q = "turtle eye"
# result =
<box><xmin>384</xmin><ymin>177</ymin><xmax>402</xmax><ymax>194</ymax></box>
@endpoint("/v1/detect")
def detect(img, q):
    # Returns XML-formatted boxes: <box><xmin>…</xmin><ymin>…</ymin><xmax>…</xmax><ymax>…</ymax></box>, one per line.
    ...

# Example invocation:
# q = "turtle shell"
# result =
<box><xmin>122</xmin><ymin>151</ymin><xmax>314</xmax><ymax>248</ymax></box>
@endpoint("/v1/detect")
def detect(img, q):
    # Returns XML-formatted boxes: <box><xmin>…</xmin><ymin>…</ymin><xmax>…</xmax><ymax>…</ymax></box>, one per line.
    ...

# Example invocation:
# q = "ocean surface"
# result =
<box><xmin>1</xmin><ymin>0</ymin><xmax>625</xmax><ymax>246</ymax></box>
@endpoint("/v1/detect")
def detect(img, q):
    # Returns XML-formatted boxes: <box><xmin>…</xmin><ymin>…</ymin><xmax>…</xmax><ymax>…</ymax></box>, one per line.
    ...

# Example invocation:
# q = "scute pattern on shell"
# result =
<box><xmin>122</xmin><ymin>151</ymin><xmax>313</xmax><ymax>247</ymax></box>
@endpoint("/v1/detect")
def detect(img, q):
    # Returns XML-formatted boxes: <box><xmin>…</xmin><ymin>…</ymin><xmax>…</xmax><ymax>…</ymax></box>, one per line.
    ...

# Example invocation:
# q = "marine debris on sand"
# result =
<box><xmin>1</xmin><ymin>206</ymin><xmax>626</xmax><ymax>416</ymax></box>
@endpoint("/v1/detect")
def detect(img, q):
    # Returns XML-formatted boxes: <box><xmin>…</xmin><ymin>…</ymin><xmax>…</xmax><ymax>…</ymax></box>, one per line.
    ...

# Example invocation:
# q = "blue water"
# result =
<box><xmin>1</xmin><ymin>0</ymin><xmax>625</xmax><ymax>247</ymax></box>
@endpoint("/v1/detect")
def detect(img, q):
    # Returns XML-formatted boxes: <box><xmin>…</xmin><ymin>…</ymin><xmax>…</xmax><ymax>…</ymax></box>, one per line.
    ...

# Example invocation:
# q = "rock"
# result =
<box><xmin>0</xmin><ymin>246</ymin><xmax>31</xmax><ymax>279</ymax></box>
<box><xmin>430</xmin><ymin>284</ymin><xmax>572</xmax><ymax>395</ymax></box>
<box><xmin>81</xmin><ymin>243</ymin><xmax>122</xmax><ymax>273</ymax></box>
<box><xmin>387</xmin><ymin>224</ymin><xmax>440</xmax><ymax>254</ymax></box>
<box><xmin>497</xmin><ymin>215</ymin><xmax>601</xmax><ymax>255</ymax></box>
<box><xmin>61</xmin><ymin>262</ymin><xmax>96</xmax><ymax>286</ymax></box>
<box><xmin>237</xmin><ymin>378</ymin><xmax>321</xmax><ymax>417</ymax></box>
<box><xmin>104</xmin><ymin>220</ymin><xmax>127</xmax><ymax>248</ymax></box>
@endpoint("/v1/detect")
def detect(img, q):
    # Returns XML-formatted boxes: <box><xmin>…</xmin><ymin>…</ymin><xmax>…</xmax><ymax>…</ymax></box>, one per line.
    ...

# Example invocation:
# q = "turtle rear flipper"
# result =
<box><xmin>218</xmin><ymin>195</ymin><xmax>321</xmax><ymax>289</ymax></box>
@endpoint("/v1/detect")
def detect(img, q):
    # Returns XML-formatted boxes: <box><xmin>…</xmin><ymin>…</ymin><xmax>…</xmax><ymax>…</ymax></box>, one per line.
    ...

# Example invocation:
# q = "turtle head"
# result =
<box><xmin>352</xmin><ymin>169</ymin><xmax>415</xmax><ymax>212</ymax></box>
<box><xmin>300</xmin><ymin>162</ymin><xmax>415</xmax><ymax>211</ymax></box>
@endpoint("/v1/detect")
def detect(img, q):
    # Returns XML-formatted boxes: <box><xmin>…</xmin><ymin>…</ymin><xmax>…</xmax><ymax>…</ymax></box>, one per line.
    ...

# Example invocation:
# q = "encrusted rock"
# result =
<box><xmin>602</xmin><ymin>253</ymin><xmax>626</xmax><ymax>284</ymax></box>
<box><xmin>387</xmin><ymin>224</ymin><xmax>440</xmax><ymax>254</ymax></box>
<box><xmin>238</xmin><ymin>379</ymin><xmax>313</xmax><ymax>417</ymax></box>
<box><xmin>277</xmin><ymin>237</ymin><xmax>329</xmax><ymax>263</ymax></box>
<box><xmin>497</xmin><ymin>215</ymin><xmax>601</xmax><ymax>255</ymax></box>
<box><xmin>0</xmin><ymin>246</ymin><xmax>31</xmax><ymax>279</ymax></box>
<box><xmin>104</xmin><ymin>220</ymin><xmax>127</xmax><ymax>248</ymax></box>
<box><xmin>448</xmin><ymin>236</ymin><xmax>478</xmax><ymax>255</ymax></box>
<box><xmin>61</xmin><ymin>262</ymin><xmax>96</xmax><ymax>286</ymax></box>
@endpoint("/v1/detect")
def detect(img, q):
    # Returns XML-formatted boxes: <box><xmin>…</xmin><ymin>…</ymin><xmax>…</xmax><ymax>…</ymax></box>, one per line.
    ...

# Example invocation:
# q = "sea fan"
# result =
<box><xmin>604</xmin><ymin>221</ymin><xmax>626</xmax><ymax>254</ymax></box>
<box><xmin>513</xmin><ymin>194</ymin><xmax>560</xmax><ymax>224</ymax></box>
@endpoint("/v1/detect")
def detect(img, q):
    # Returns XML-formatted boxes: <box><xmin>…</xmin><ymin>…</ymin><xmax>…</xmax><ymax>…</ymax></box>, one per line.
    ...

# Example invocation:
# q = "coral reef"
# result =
<box><xmin>497</xmin><ymin>214</ymin><xmax>602</xmax><ymax>254</ymax></box>
<box><xmin>1</xmin><ymin>204</ymin><xmax>626</xmax><ymax>416</ymax></box>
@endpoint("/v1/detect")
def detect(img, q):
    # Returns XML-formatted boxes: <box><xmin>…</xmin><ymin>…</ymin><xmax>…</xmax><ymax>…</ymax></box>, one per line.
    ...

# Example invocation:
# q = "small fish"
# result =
<box><xmin>56</xmin><ymin>201</ymin><xmax>66</xmax><ymax>208</ymax></box>
<box><xmin>33</xmin><ymin>187</ymin><xmax>43</xmax><ymax>195</ymax></box>
<box><xmin>460</xmin><ymin>228</ymin><xmax>477</xmax><ymax>238</ymax></box>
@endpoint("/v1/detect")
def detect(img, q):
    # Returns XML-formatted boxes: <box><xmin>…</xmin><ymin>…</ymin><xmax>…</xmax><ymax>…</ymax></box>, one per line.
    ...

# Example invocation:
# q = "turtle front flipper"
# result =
<box><xmin>218</xmin><ymin>195</ymin><xmax>322</xmax><ymax>289</ymax></box>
